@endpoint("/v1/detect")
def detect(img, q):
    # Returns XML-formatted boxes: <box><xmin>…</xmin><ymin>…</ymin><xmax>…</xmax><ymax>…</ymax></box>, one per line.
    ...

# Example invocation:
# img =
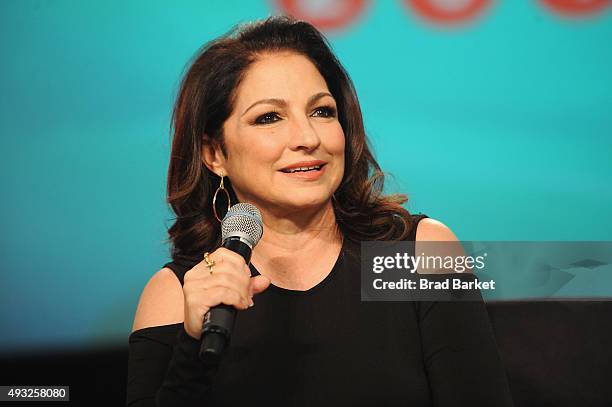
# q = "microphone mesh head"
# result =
<box><xmin>221</xmin><ymin>203</ymin><xmax>263</xmax><ymax>247</ymax></box>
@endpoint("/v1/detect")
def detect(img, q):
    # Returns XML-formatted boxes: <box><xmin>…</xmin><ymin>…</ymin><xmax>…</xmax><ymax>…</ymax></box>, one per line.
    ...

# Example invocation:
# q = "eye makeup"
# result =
<box><xmin>251</xmin><ymin>104</ymin><xmax>337</xmax><ymax>126</ymax></box>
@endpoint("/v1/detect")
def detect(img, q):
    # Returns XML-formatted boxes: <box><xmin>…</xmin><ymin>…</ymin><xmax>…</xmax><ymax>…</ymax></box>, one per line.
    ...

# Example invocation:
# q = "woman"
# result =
<box><xmin>127</xmin><ymin>15</ymin><xmax>513</xmax><ymax>406</ymax></box>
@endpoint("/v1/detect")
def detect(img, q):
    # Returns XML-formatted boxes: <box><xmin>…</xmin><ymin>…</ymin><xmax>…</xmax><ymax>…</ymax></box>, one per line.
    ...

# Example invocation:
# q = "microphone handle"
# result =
<box><xmin>199</xmin><ymin>237</ymin><xmax>252</xmax><ymax>364</ymax></box>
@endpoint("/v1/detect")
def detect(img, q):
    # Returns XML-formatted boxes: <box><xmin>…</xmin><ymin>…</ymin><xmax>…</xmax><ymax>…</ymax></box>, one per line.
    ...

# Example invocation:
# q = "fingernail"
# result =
<box><xmin>249</xmin><ymin>298</ymin><xmax>254</xmax><ymax>307</ymax></box>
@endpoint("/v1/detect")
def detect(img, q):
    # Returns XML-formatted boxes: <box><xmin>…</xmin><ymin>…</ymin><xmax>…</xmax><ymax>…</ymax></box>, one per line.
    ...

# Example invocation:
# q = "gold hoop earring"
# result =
<box><xmin>212</xmin><ymin>174</ymin><xmax>231</xmax><ymax>223</ymax></box>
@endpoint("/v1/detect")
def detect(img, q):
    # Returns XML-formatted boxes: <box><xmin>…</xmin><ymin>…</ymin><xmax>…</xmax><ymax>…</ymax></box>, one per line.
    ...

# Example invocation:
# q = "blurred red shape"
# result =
<box><xmin>540</xmin><ymin>0</ymin><xmax>611</xmax><ymax>17</ymax></box>
<box><xmin>275</xmin><ymin>0</ymin><xmax>370</xmax><ymax>31</ymax></box>
<box><xmin>405</xmin><ymin>0</ymin><xmax>492</xmax><ymax>25</ymax></box>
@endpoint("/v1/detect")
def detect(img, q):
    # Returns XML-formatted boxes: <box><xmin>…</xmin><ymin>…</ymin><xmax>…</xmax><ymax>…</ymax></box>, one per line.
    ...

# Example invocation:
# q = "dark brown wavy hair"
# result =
<box><xmin>166</xmin><ymin>15</ymin><xmax>413</xmax><ymax>262</ymax></box>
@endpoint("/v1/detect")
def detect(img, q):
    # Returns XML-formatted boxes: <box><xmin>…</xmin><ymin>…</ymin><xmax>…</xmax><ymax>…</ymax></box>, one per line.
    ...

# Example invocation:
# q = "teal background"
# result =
<box><xmin>1</xmin><ymin>1</ymin><xmax>610</xmax><ymax>351</ymax></box>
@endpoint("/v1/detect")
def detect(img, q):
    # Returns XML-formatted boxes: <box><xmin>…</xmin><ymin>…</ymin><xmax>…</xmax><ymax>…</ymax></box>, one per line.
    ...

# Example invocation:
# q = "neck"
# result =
<box><xmin>249</xmin><ymin>200</ymin><xmax>344</xmax><ymax>288</ymax></box>
<box><xmin>255</xmin><ymin>200</ymin><xmax>341</xmax><ymax>255</ymax></box>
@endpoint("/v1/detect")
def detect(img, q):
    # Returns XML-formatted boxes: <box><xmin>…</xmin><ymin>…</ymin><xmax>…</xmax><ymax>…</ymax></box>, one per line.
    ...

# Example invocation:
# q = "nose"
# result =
<box><xmin>287</xmin><ymin>115</ymin><xmax>321</xmax><ymax>152</ymax></box>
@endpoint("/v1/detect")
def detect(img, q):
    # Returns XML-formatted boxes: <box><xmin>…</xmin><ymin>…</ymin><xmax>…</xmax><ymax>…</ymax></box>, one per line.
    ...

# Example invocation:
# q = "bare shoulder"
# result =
<box><xmin>131</xmin><ymin>267</ymin><xmax>184</xmax><ymax>332</ymax></box>
<box><xmin>415</xmin><ymin>218</ymin><xmax>459</xmax><ymax>242</ymax></box>
<box><xmin>415</xmin><ymin>218</ymin><xmax>465</xmax><ymax>273</ymax></box>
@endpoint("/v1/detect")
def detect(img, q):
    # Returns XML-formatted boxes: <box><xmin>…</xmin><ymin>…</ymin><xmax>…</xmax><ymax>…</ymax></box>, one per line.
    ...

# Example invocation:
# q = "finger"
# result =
<box><xmin>194</xmin><ymin>256</ymin><xmax>250</xmax><ymax>284</ymax></box>
<box><xmin>210</xmin><ymin>264</ymin><xmax>250</xmax><ymax>283</ymax></box>
<box><xmin>202</xmin><ymin>286</ymin><xmax>249</xmax><ymax>310</ymax></box>
<box><xmin>214</xmin><ymin>248</ymin><xmax>247</xmax><ymax>268</ymax></box>
<box><xmin>205</xmin><ymin>272</ymin><xmax>250</xmax><ymax>301</ymax></box>
<box><xmin>250</xmin><ymin>275</ymin><xmax>271</xmax><ymax>296</ymax></box>
<box><xmin>196</xmin><ymin>250</ymin><xmax>226</xmax><ymax>271</ymax></box>
<box><xmin>244</xmin><ymin>264</ymin><xmax>253</xmax><ymax>277</ymax></box>
<box><xmin>191</xmin><ymin>248</ymin><xmax>239</xmax><ymax>276</ymax></box>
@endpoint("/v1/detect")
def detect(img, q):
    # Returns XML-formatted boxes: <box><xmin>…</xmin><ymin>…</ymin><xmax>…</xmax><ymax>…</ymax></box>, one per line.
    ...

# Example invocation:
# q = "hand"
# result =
<box><xmin>182</xmin><ymin>247</ymin><xmax>270</xmax><ymax>340</ymax></box>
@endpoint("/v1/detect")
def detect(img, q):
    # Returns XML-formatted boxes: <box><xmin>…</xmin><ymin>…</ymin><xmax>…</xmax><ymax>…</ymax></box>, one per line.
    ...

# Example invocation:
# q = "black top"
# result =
<box><xmin>127</xmin><ymin>214</ymin><xmax>514</xmax><ymax>406</ymax></box>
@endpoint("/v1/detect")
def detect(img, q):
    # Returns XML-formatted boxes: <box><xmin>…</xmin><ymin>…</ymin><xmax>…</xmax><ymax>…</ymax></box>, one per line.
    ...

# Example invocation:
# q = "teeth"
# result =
<box><xmin>284</xmin><ymin>165</ymin><xmax>321</xmax><ymax>173</ymax></box>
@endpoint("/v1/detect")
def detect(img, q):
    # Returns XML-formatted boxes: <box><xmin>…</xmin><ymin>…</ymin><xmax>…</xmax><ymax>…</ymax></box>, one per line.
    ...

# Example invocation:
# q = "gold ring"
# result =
<box><xmin>203</xmin><ymin>252</ymin><xmax>215</xmax><ymax>274</ymax></box>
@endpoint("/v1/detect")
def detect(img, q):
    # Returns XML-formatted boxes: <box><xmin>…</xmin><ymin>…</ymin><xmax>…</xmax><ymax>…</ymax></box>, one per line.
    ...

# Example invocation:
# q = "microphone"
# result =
<box><xmin>199</xmin><ymin>202</ymin><xmax>263</xmax><ymax>364</ymax></box>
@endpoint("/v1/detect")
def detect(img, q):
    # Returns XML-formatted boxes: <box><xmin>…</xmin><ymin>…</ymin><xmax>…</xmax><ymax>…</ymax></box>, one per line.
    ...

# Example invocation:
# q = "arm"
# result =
<box><xmin>415</xmin><ymin>219</ymin><xmax>514</xmax><ymax>407</ymax></box>
<box><xmin>126</xmin><ymin>269</ymin><xmax>218</xmax><ymax>407</ymax></box>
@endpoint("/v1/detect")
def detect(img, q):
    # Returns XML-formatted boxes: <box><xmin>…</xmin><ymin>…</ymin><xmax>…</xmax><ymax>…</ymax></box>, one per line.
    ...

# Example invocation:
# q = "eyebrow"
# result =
<box><xmin>241</xmin><ymin>92</ymin><xmax>334</xmax><ymax>117</ymax></box>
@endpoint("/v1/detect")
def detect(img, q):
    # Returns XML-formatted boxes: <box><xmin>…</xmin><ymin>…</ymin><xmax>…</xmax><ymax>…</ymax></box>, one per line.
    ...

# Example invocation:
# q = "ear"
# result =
<box><xmin>201</xmin><ymin>135</ymin><xmax>227</xmax><ymax>176</ymax></box>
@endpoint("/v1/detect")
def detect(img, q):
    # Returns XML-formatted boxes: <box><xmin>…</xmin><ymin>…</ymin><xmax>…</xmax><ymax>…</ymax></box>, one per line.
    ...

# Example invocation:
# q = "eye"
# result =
<box><xmin>254</xmin><ymin>111</ymin><xmax>281</xmax><ymax>125</ymax></box>
<box><xmin>312</xmin><ymin>105</ymin><xmax>337</xmax><ymax>118</ymax></box>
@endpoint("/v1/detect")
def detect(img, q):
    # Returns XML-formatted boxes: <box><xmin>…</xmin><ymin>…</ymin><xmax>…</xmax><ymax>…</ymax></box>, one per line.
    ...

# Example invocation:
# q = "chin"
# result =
<box><xmin>283</xmin><ymin>193</ymin><xmax>332</xmax><ymax>210</ymax></box>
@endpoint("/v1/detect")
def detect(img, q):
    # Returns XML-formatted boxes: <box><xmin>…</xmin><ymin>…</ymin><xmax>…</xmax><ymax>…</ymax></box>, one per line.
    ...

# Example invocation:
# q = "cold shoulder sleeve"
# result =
<box><xmin>126</xmin><ymin>323</ymin><xmax>219</xmax><ymax>406</ymax></box>
<box><xmin>416</xmin><ymin>300</ymin><xmax>514</xmax><ymax>406</ymax></box>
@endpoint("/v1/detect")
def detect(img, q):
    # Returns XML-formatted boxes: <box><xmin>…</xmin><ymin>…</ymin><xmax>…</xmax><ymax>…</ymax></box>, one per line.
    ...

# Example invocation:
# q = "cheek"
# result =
<box><xmin>324</xmin><ymin>125</ymin><xmax>346</xmax><ymax>183</ymax></box>
<box><xmin>328</xmin><ymin>125</ymin><xmax>346</xmax><ymax>157</ymax></box>
<box><xmin>252</xmin><ymin>136</ymin><xmax>286</xmax><ymax>168</ymax></box>
<box><xmin>231</xmin><ymin>133</ymin><xmax>284</xmax><ymax>174</ymax></box>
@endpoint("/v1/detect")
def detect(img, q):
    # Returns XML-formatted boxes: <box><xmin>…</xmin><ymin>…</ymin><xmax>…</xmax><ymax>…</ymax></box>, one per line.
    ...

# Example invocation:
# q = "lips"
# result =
<box><xmin>279</xmin><ymin>160</ymin><xmax>327</xmax><ymax>173</ymax></box>
<box><xmin>280</xmin><ymin>165</ymin><xmax>327</xmax><ymax>180</ymax></box>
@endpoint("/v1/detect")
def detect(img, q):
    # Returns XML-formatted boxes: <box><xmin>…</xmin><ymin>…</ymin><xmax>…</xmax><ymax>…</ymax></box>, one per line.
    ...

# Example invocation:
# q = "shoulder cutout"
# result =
<box><xmin>415</xmin><ymin>218</ymin><xmax>459</xmax><ymax>242</ymax></box>
<box><xmin>415</xmin><ymin>218</ymin><xmax>466</xmax><ymax>274</ymax></box>
<box><xmin>131</xmin><ymin>267</ymin><xmax>184</xmax><ymax>332</ymax></box>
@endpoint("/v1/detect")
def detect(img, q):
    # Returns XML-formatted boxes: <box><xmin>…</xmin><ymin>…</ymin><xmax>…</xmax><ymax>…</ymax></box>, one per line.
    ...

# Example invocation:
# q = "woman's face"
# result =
<box><xmin>206</xmin><ymin>52</ymin><xmax>345</xmax><ymax>215</ymax></box>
